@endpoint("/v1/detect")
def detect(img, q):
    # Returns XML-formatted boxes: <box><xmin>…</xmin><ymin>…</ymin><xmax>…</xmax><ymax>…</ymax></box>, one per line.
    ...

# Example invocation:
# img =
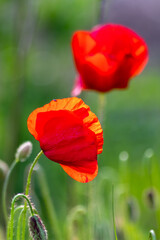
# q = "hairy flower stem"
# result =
<box><xmin>7</xmin><ymin>193</ymin><xmax>34</xmax><ymax>240</ymax></box>
<box><xmin>36</xmin><ymin>166</ymin><xmax>63</xmax><ymax>240</ymax></box>
<box><xmin>2</xmin><ymin>159</ymin><xmax>19</xmax><ymax>224</ymax></box>
<box><xmin>22</xmin><ymin>150</ymin><xmax>43</xmax><ymax>240</ymax></box>
<box><xmin>16</xmin><ymin>209</ymin><xmax>25</xmax><ymax>240</ymax></box>
<box><xmin>25</xmin><ymin>150</ymin><xmax>43</xmax><ymax>196</ymax></box>
<box><xmin>17</xmin><ymin>206</ymin><xmax>38</xmax><ymax>240</ymax></box>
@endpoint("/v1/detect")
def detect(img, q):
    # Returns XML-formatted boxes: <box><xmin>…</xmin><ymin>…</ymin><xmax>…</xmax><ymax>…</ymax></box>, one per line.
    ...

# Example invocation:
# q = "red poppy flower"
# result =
<box><xmin>27</xmin><ymin>97</ymin><xmax>103</xmax><ymax>183</ymax></box>
<box><xmin>71</xmin><ymin>23</ymin><xmax>149</xmax><ymax>96</ymax></box>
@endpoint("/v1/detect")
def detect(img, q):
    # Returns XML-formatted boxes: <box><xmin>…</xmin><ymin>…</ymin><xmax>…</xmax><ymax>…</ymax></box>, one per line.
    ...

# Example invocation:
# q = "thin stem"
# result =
<box><xmin>67</xmin><ymin>205</ymin><xmax>86</xmax><ymax>240</ymax></box>
<box><xmin>112</xmin><ymin>185</ymin><xmax>118</xmax><ymax>240</ymax></box>
<box><xmin>21</xmin><ymin>150</ymin><xmax>43</xmax><ymax>240</ymax></box>
<box><xmin>25</xmin><ymin>150</ymin><xmax>43</xmax><ymax>195</ymax></box>
<box><xmin>36</xmin><ymin>165</ymin><xmax>63</xmax><ymax>240</ymax></box>
<box><xmin>88</xmin><ymin>181</ymin><xmax>95</xmax><ymax>240</ymax></box>
<box><xmin>7</xmin><ymin>193</ymin><xmax>34</xmax><ymax>240</ymax></box>
<box><xmin>88</xmin><ymin>93</ymin><xmax>106</xmax><ymax>240</ymax></box>
<box><xmin>2</xmin><ymin>159</ymin><xmax>18</xmax><ymax>223</ymax></box>
<box><xmin>146</xmin><ymin>158</ymin><xmax>159</xmax><ymax>229</ymax></box>
<box><xmin>17</xmin><ymin>206</ymin><xmax>39</xmax><ymax>240</ymax></box>
<box><xmin>10</xmin><ymin>206</ymin><xmax>25</xmax><ymax>240</ymax></box>
<box><xmin>14</xmin><ymin>205</ymin><xmax>25</xmax><ymax>216</ymax></box>
<box><xmin>16</xmin><ymin>209</ymin><xmax>25</xmax><ymax>240</ymax></box>
<box><xmin>98</xmin><ymin>93</ymin><xmax>106</xmax><ymax>125</ymax></box>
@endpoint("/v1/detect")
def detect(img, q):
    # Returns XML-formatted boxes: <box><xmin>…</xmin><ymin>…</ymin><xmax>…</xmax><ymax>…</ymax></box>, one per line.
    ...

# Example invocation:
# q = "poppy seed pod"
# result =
<box><xmin>29</xmin><ymin>215</ymin><xmax>48</xmax><ymax>240</ymax></box>
<box><xmin>71</xmin><ymin>23</ymin><xmax>148</xmax><ymax>96</ymax></box>
<box><xmin>15</xmin><ymin>141</ymin><xmax>33</xmax><ymax>162</ymax></box>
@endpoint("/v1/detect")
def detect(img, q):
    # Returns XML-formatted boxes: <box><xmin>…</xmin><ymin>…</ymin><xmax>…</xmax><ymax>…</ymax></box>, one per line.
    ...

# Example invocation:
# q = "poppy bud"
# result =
<box><xmin>15</xmin><ymin>141</ymin><xmax>32</xmax><ymax>162</ymax></box>
<box><xmin>126</xmin><ymin>197</ymin><xmax>139</xmax><ymax>222</ymax></box>
<box><xmin>0</xmin><ymin>160</ymin><xmax>9</xmax><ymax>179</ymax></box>
<box><xmin>149</xmin><ymin>230</ymin><xmax>156</xmax><ymax>240</ymax></box>
<box><xmin>144</xmin><ymin>188</ymin><xmax>156</xmax><ymax>209</ymax></box>
<box><xmin>29</xmin><ymin>214</ymin><xmax>48</xmax><ymax>240</ymax></box>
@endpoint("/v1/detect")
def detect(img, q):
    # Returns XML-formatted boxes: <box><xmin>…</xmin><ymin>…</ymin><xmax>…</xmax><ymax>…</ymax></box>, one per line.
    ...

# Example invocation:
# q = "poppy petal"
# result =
<box><xmin>85</xmin><ymin>53</ymin><xmax>117</xmax><ymax>75</ymax></box>
<box><xmin>91</xmin><ymin>24</ymin><xmax>148</xmax><ymax>79</ymax></box>
<box><xmin>72</xmin><ymin>31</ymin><xmax>96</xmax><ymax>57</ymax></box>
<box><xmin>72</xmin><ymin>31</ymin><xmax>96</xmax><ymax>72</ymax></box>
<box><xmin>36</xmin><ymin>110</ymin><xmax>97</xmax><ymax>161</ymax></box>
<box><xmin>27</xmin><ymin>97</ymin><xmax>103</xmax><ymax>154</ymax></box>
<box><xmin>60</xmin><ymin>162</ymin><xmax>98</xmax><ymax>183</ymax></box>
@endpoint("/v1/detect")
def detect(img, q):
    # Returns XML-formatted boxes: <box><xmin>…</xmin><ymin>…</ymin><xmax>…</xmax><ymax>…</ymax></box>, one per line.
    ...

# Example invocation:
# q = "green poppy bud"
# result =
<box><xmin>15</xmin><ymin>141</ymin><xmax>32</xmax><ymax>162</ymax></box>
<box><xmin>149</xmin><ymin>229</ymin><xmax>156</xmax><ymax>240</ymax></box>
<box><xmin>126</xmin><ymin>197</ymin><xmax>139</xmax><ymax>222</ymax></box>
<box><xmin>0</xmin><ymin>160</ymin><xmax>9</xmax><ymax>179</ymax></box>
<box><xmin>144</xmin><ymin>188</ymin><xmax>156</xmax><ymax>209</ymax></box>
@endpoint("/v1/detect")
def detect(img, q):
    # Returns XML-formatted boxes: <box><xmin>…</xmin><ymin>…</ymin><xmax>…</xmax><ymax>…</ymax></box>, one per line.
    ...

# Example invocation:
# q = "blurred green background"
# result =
<box><xmin>0</xmin><ymin>0</ymin><xmax>160</xmax><ymax>239</ymax></box>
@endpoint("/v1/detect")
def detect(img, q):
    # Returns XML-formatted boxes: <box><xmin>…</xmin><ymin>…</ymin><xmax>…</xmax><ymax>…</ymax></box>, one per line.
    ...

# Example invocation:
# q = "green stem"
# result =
<box><xmin>16</xmin><ymin>209</ymin><xmax>24</xmax><ymax>240</ymax></box>
<box><xmin>7</xmin><ymin>193</ymin><xmax>34</xmax><ymax>240</ymax></box>
<box><xmin>2</xmin><ymin>159</ymin><xmax>19</xmax><ymax>223</ymax></box>
<box><xmin>14</xmin><ymin>205</ymin><xmax>25</xmax><ymax>213</ymax></box>
<box><xmin>88</xmin><ymin>181</ymin><xmax>95</xmax><ymax>240</ymax></box>
<box><xmin>36</xmin><ymin>165</ymin><xmax>63</xmax><ymax>240</ymax></box>
<box><xmin>21</xmin><ymin>150</ymin><xmax>43</xmax><ymax>240</ymax></box>
<box><xmin>67</xmin><ymin>205</ymin><xmax>86</xmax><ymax>240</ymax></box>
<box><xmin>112</xmin><ymin>185</ymin><xmax>118</xmax><ymax>240</ymax></box>
<box><xmin>12</xmin><ymin>206</ymin><xmax>26</xmax><ymax>240</ymax></box>
<box><xmin>147</xmin><ymin>158</ymin><xmax>159</xmax><ymax>229</ymax></box>
<box><xmin>16</xmin><ymin>206</ymin><xmax>39</xmax><ymax>240</ymax></box>
<box><xmin>25</xmin><ymin>150</ymin><xmax>43</xmax><ymax>195</ymax></box>
<box><xmin>98</xmin><ymin>93</ymin><xmax>106</xmax><ymax>125</ymax></box>
<box><xmin>88</xmin><ymin>94</ymin><xmax>106</xmax><ymax>240</ymax></box>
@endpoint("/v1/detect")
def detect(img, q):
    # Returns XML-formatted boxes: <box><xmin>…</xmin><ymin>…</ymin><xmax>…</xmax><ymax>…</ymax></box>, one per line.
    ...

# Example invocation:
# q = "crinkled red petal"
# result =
<box><xmin>60</xmin><ymin>163</ymin><xmax>98</xmax><ymax>183</ymax></box>
<box><xmin>27</xmin><ymin>98</ymin><xmax>103</xmax><ymax>182</ymax></box>
<box><xmin>27</xmin><ymin>98</ymin><xmax>103</xmax><ymax>154</ymax></box>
